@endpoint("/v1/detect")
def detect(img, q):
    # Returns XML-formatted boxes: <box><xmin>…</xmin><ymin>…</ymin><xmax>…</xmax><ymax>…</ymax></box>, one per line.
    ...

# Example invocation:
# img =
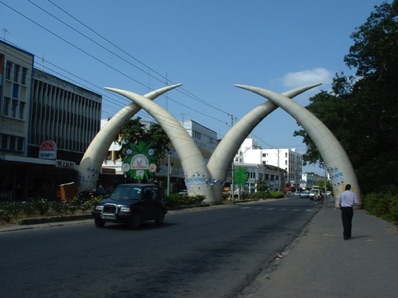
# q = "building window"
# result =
<box><xmin>6</xmin><ymin>61</ymin><xmax>12</xmax><ymax>80</ymax></box>
<box><xmin>1</xmin><ymin>134</ymin><xmax>7</xmax><ymax>149</ymax></box>
<box><xmin>17</xmin><ymin>137</ymin><xmax>24</xmax><ymax>151</ymax></box>
<box><xmin>18</xmin><ymin>101</ymin><xmax>25</xmax><ymax>119</ymax></box>
<box><xmin>21</xmin><ymin>67</ymin><xmax>28</xmax><ymax>85</ymax></box>
<box><xmin>9</xmin><ymin>136</ymin><xmax>16</xmax><ymax>150</ymax></box>
<box><xmin>13</xmin><ymin>64</ymin><xmax>20</xmax><ymax>82</ymax></box>
<box><xmin>13</xmin><ymin>83</ymin><xmax>19</xmax><ymax>98</ymax></box>
<box><xmin>2</xmin><ymin>97</ymin><xmax>25</xmax><ymax>120</ymax></box>
<box><xmin>11</xmin><ymin>99</ymin><xmax>18</xmax><ymax>118</ymax></box>
<box><xmin>0</xmin><ymin>134</ymin><xmax>24</xmax><ymax>152</ymax></box>
<box><xmin>193</xmin><ymin>130</ymin><xmax>201</xmax><ymax>140</ymax></box>
<box><xmin>2</xmin><ymin>97</ymin><xmax>10</xmax><ymax>116</ymax></box>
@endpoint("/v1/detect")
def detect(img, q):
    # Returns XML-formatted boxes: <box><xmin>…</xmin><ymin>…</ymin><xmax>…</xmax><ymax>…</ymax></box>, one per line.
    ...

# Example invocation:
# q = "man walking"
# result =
<box><xmin>339</xmin><ymin>184</ymin><xmax>358</xmax><ymax>240</ymax></box>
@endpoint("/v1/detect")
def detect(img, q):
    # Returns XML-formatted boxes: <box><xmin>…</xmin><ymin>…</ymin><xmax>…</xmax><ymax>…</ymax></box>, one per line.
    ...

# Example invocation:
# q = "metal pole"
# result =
<box><xmin>324</xmin><ymin>167</ymin><xmax>327</xmax><ymax>204</ymax></box>
<box><xmin>277</xmin><ymin>149</ymin><xmax>280</xmax><ymax>191</ymax></box>
<box><xmin>167</xmin><ymin>152</ymin><xmax>170</xmax><ymax>196</ymax></box>
<box><xmin>231</xmin><ymin>161</ymin><xmax>234</xmax><ymax>202</ymax></box>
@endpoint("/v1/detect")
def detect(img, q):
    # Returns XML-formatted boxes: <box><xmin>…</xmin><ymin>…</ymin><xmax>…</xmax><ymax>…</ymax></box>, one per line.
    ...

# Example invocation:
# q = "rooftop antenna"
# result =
<box><xmin>2</xmin><ymin>28</ymin><xmax>10</xmax><ymax>41</ymax></box>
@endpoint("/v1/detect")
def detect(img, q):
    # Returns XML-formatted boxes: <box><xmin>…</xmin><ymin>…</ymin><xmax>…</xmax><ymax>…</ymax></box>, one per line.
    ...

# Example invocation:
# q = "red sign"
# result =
<box><xmin>39</xmin><ymin>140</ymin><xmax>57</xmax><ymax>159</ymax></box>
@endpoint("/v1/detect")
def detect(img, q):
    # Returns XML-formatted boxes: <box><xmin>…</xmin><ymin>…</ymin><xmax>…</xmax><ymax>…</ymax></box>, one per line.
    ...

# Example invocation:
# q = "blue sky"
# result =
<box><xmin>1</xmin><ymin>0</ymin><xmax>387</xmax><ymax>173</ymax></box>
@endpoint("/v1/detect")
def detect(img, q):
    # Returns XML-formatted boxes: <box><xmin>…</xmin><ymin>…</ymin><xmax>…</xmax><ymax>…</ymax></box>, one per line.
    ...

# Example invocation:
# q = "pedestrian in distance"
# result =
<box><xmin>339</xmin><ymin>184</ymin><xmax>358</xmax><ymax>240</ymax></box>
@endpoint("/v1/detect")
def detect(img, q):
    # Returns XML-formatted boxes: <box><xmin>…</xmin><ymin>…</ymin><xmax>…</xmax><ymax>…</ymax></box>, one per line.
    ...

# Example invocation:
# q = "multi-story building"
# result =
<box><xmin>181</xmin><ymin>119</ymin><xmax>217</xmax><ymax>163</ymax></box>
<box><xmin>234</xmin><ymin>137</ymin><xmax>303</xmax><ymax>191</ymax></box>
<box><xmin>0</xmin><ymin>40</ymin><xmax>102</xmax><ymax>200</ymax></box>
<box><xmin>262</xmin><ymin>148</ymin><xmax>303</xmax><ymax>187</ymax></box>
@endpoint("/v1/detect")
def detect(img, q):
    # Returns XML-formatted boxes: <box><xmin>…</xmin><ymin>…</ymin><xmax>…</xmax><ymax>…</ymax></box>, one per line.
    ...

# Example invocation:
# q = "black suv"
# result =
<box><xmin>91</xmin><ymin>184</ymin><xmax>167</xmax><ymax>229</ymax></box>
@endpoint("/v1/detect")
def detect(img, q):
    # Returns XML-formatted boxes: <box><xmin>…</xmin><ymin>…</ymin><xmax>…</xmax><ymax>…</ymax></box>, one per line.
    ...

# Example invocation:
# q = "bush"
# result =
<box><xmin>0</xmin><ymin>202</ymin><xmax>12</xmax><ymax>222</ymax></box>
<box><xmin>364</xmin><ymin>193</ymin><xmax>398</xmax><ymax>225</ymax></box>
<box><xmin>67</xmin><ymin>203</ymin><xmax>78</xmax><ymax>214</ymax></box>
<box><xmin>247</xmin><ymin>191</ymin><xmax>285</xmax><ymax>200</ymax></box>
<box><xmin>33</xmin><ymin>197</ymin><xmax>50</xmax><ymax>215</ymax></box>
<box><xmin>389</xmin><ymin>197</ymin><xmax>398</xmax><ymax>225</ymax></box>
<box><xmin>51</xmin><ymin>201</ymin><xmax>67</xmax><ymax>215</ymax></box>
<box><xmin>0</xmin><ymin>201</ymin><xmax>24</xmax><ymax>222</ymax></box>
<box><xmin>21</xmin><ymin>201</ymin><xmax>35</xmax><ymax>217</ymax></box>
<box><xmin>166</xmin><ymin>193</ymin><xmax>206</xmax><ymax>208</ymax></box>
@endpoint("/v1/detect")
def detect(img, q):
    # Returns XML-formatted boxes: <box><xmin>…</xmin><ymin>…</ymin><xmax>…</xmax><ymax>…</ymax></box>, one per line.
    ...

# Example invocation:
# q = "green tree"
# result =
<box><xmin>255</xmin><ymin>179</ymin><xmax>267</xmax><ymax>192</ymax></box>
<box><xmin>294</xmin><ymin>1</ymin><xmax>398</xmax><ymax>194</ymax></box>
<box><xmin>234</xmin><ymin>168</ymin><xmax>248</xmax><ymax>199</ymax></box>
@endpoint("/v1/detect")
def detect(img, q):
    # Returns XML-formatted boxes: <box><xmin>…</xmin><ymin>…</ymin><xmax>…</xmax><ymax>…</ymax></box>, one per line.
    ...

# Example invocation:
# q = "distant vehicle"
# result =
<box><xmin>309</xmin><ymin>189</ymin><xmax>320</xmax><ymax>200</ymax></box>
<box><xmin>300</xmin><ymin>190</ymin><xmax>309</xmax><ymax>198</ymax></box>
<box><xmin>91</xmin><ymin>184</ymin><xmax>167</xmax><ymax>229</ymax></box>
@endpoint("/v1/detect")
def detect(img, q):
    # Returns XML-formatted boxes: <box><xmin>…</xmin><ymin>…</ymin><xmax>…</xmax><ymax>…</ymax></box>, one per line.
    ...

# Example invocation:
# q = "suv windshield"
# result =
<box><xmin>110</xmin><ymin>185</ymin><xmax>142</xmax><ymax>200</ymax></box>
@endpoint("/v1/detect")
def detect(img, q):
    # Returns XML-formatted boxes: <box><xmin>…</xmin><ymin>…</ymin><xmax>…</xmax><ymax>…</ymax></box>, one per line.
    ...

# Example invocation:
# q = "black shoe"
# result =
<box><xmin>344</xmin><ymin>237</ymin><xmax>349</xmax><ymax>240</ymax></box>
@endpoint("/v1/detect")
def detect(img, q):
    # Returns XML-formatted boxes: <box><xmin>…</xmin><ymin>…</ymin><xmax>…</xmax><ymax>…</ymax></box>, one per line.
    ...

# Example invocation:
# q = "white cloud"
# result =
<box><xmin>281</xmin><ymin>68</ymin><xmax>333</xmax><ymax>88</ymax></box>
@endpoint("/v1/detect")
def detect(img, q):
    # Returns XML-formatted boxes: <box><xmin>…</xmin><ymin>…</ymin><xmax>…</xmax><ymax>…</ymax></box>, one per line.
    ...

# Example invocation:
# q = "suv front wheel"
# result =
<box><xmin>155</xmin><ymin>211</ymin><xmax>165</xmax><ymax>226</ymax></box>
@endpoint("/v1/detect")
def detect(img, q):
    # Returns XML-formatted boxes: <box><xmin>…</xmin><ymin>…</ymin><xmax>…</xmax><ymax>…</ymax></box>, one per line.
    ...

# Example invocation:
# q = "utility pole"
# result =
<box><xmin>231</xmin><ymin>161</ymin><xmax>234</xmax><ymax>202</ymax></box>
<box><xmin>229</xmin><ymin>113</ymin><xmax>236</xmax><ymax>201</ymax></box>
<box><xmin>277</xmin><ymin>148</ymin><xmax>281</xmax><ymax>191</ymax></box>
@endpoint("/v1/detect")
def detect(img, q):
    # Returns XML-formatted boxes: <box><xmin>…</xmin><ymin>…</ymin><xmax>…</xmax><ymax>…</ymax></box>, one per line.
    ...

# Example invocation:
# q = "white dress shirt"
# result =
<box><xmin>339</xmin><ymin>190</ymin><xmax>358</xmax><ymax>207</ymax></box>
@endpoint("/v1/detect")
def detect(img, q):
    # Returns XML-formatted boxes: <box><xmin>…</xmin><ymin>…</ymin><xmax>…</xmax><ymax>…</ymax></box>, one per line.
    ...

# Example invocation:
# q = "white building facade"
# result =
<box><xmin>234</xmin><ymin>137</ymin><xmax>303</xmax><ymax>189</ymax></box>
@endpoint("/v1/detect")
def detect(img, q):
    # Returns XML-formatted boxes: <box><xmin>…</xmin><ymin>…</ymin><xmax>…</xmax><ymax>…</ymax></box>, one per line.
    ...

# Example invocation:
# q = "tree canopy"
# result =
<box><xmin>294</xmin><ymin>1</ymin><xmax>398</xmax><ymax>194</ymax></box>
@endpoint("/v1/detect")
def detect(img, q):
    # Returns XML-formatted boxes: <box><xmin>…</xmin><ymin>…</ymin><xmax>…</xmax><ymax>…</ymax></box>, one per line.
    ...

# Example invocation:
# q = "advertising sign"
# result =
<box><xmin>122</xmin><ymin>141</ymin><xmax>157</xmax><ymax>181</ymax></box>
<box><xmin>39</xmin><ymin>140</ymin><xmax>57</xmax><ymax>159</ymax></box>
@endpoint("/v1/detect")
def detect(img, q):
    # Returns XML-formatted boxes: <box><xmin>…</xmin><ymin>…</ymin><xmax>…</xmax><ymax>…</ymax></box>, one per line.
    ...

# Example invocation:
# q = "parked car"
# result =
<box><xmin>91</xmin><ymin>183</ymin><xmax>167</xmax><ymax>229</ymax></box>
<box><xmin>299</xmin><ymin>190</ymin><xmax>309</xmax><ymax>198</ymax></box>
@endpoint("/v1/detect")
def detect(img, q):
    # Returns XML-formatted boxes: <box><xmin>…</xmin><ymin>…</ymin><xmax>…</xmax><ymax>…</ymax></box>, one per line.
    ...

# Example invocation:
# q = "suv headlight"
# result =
<box><xmin>120</xmin><ymin>206</ymin><xmax>130</xmax><ymax>212</ymax></box>
<box><xmin>95</xmin><ymin>205</ymin><xmax>104</xmax><ymax>211</ymax></box>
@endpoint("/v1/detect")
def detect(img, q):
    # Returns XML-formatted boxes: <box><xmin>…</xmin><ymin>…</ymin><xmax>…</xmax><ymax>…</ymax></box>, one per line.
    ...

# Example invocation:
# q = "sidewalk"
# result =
<box><xmin>241</xmin><ymin>198</ymin><xmax>398</xmax><ymax>298</ymax></box>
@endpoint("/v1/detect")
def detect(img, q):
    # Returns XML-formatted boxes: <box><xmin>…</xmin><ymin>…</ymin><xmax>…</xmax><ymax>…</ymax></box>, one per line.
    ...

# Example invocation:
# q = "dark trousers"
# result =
<box><xmin>341</xmin><ymin>207</ymin><xmax>354</xmax><ymax>239</ymax></box>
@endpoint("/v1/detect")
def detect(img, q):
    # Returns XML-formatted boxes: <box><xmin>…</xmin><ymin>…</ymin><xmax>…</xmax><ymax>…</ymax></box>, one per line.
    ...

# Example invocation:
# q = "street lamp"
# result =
<box><xmin>167</xmin><ymin>151</ymin><xmax>171</xmax><ymax>196</ymax></box>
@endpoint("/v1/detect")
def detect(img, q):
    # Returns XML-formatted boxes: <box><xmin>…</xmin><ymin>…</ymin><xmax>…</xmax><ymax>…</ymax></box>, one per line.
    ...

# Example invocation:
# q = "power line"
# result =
<box><xmin>1</xmin><ymin>0</ymin><xmax>232</xmax><ymax>126</ymax></box>
<box><xmin>46</xmin><ymin>0</ymin><xmax>229</xmax><ymax>115</ymax></box>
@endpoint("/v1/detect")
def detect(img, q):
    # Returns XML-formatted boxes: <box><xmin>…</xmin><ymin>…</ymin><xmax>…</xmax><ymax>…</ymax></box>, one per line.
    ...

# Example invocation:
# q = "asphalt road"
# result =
<box><xmin>0</xmin><ymin>196</ymin><xmax>321</xmax><ymax>298</ymax></box>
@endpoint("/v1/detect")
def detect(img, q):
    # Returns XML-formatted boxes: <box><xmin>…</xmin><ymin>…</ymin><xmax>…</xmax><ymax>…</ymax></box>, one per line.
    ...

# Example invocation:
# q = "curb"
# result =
<box><xmin>19</xmin><ymin>214</ymin><xmax>93</xmax><ymax>225</ymax></box>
